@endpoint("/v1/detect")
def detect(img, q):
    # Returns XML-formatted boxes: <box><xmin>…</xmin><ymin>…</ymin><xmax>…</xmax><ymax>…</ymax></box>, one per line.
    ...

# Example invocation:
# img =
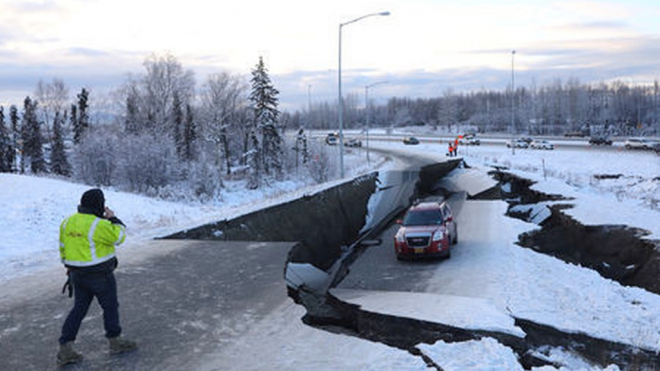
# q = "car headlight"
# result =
<box><xmin>395</xmin><ymin>231</ymin><xmax>405</xmax><ymax>243</ymax></box>
<box><xmin>432</xmin><ymin>231</ymin><xmax>444</xmax><ymax>242</ymax></box>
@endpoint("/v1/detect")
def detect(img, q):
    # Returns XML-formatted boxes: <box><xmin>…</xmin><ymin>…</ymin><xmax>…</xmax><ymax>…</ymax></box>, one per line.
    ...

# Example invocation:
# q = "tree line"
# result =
<box><xmin>296</xmin><ymin>77</ymin><xmax>660</xmax><ymax>137</ymax></box>
<box><xmin>4</xmin><ymin>53</ymin><xmax>658</xmax><ymax>201</ymax></box>
<box><xmin>0</xmin><ymin>54</ymin><xmax>333</xmax><ymax>201</ymax></box>
<box><xmin>0</xmin><ymin>87</ymin><xmax>90</xmax><ymax>176</ymax></box>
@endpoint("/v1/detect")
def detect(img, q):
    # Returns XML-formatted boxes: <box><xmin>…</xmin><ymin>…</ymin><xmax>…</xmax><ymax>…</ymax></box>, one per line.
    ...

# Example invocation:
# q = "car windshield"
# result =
<box><xmin>402</xmin><ymin>210</ymin><xmax>442</xmax><ymax>226</ymax></box>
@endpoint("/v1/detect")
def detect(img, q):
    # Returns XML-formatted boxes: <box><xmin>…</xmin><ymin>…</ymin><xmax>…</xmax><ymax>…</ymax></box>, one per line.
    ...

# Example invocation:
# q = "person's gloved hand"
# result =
<box><xmin>61</xmin><ymin>271</ymin><xmax>73</xmax><ymax>298</ymax></box>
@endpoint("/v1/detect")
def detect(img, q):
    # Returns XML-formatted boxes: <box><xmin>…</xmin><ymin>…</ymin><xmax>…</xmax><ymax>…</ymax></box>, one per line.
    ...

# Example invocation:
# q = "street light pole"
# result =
<box><xmin>338</xmin><ymin>11</ymin><xmax>390</xmax><ymax>178</ymax></box>
<box><xmin>307</xmin><ymin>84</ymin><xmax>312</xmax><ymax>128</ymax></box>
<box><xmin>307</xmin><ymin>84</ymin><xmax>312</xmax><ymax>113</ymax></box>
<box><xmin>511</xmin><ymin>50</ymin><xmax>516</xmax><ymax>155</ymax></box>
<box><xmin>365</xmin><ymin>81</ymin><xmax>388</xmax><ymax>164</ymax></box>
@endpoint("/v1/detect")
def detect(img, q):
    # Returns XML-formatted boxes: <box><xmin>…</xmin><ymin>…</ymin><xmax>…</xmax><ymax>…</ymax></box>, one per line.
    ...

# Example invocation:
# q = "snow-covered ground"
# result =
<box><xmin>0</xmin><ymin>146</ymin><xmax>385</xmax><ymax>282</ymax></box>
<box><xmin>2</xmin><ymin>134</ymin><xmax>659</xmax><ymax>370</ymax></box>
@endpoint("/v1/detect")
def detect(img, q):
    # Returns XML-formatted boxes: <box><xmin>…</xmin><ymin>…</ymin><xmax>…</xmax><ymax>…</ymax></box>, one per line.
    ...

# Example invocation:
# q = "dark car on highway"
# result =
<box><xmin>394</xmin><ymin>201</ymin><xmax>458</xmax><ymax>260</ymax></box>
<box><xmin>650</xmin><ymin>142</ymin><xmax>660</xmax><ymax>154</ymax></box>
<box><xmin>403</xmin><ymin>136</ymin><xmax>420</xmax><ymax>145</ymax></box>
<box><xmin>589</xmin><ymin>136</ymin><xmax>612</xmax><ymax>145</ymax></box>
<box><xmin>325</xmin><ymin>132</ymin><xmax>339</xmax><ymax>145</ymax></box>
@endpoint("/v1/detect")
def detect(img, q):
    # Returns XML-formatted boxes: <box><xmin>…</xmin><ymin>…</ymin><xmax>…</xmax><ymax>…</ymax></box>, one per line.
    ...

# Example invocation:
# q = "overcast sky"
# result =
<box><xmin>1</xmin><ymin>0</ymin><xmax>659</xmax><ymax>111</ymax></box>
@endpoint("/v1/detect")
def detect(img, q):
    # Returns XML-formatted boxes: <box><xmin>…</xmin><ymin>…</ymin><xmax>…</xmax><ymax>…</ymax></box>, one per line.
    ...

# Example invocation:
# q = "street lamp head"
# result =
<box><xmin>342</xmin><ymin>11</ymin><xmax>391</xmax><ymax>27</ymax></box>
<box><xmin>367</xmin><ymin>81</ymin><xmax>389</xmax><ymax>89</ymax></box>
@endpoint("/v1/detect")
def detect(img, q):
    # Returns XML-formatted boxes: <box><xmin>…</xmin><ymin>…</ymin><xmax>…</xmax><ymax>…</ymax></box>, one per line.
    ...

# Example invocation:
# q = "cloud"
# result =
<box><xmin>3</xmin><ymin>33</ymin><xmax>660</xmax><ymax>112</ymax></box>
<box><xmin>6</xmin><ymin>0</ymin><xmax>62</xmax><ymax>13</ymax></box>
<box><xmin>575</xmin><ymin>20</ymin><xmax>629</xmax><ymax>30</ymax></box>
<box><xmin>272</xmin><ymin>32</ymin><xmax>660</xmax><ymax>110</ymax></box>
<box><xmin>65</xmin><ymin>47</ymin><xmax>112</xmax><ymax>58</ymax></box>
<box><xmin>1</xmin><ymin>0</ymin><xmax>660</xmax><ymax>111</ymax></box>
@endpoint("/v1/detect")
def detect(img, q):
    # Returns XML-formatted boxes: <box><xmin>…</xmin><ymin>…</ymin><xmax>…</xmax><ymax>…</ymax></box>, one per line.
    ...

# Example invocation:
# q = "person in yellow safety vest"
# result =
<box><xmin>56</xmin><ymin>188</ymin><xmax>137</xmax><ymax>367</ymax></box>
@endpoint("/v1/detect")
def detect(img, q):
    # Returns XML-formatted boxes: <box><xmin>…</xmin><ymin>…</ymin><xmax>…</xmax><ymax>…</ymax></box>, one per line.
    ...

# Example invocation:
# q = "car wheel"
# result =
<box><xmin>452</xmin><ymin>231</ymin><xmax>458</xmax><ymax>245</ymax></box>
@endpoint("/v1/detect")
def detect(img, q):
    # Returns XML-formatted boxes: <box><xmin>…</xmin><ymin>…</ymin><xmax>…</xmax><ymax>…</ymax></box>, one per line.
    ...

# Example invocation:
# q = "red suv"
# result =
<box><xmin>394</xmin><ymin>201</ymin><xmax>458</xmax><ymax>260</ymax></box>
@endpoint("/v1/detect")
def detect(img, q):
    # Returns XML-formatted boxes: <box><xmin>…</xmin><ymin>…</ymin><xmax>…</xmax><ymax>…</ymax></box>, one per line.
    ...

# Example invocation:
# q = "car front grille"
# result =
<box><xmin>406</xmin><ymin>235</ymin><xmax>430</xmax><ymax>247</ymax></box>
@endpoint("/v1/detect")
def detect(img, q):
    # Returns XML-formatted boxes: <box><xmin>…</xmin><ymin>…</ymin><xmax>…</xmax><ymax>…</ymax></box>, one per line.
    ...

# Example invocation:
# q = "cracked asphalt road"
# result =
<box><xmin>1</xmin><ymin>240</ymin><xmax>294</xmax><ymax>371</ymax></box>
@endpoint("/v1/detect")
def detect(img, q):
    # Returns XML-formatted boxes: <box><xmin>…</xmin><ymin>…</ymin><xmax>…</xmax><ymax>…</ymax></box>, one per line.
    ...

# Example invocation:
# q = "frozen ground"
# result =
<box><xmin>2</xmin><ymin>136</ymin><xmax>659</xmax><ymax>370</ymax></box>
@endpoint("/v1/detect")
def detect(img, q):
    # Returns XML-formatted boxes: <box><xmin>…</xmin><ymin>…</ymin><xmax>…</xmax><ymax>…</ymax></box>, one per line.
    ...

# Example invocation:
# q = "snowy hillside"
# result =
<box><xmin>0</xmin><ymin>147</ymin><xmax>384</xmax><ymax>281</ymax></box>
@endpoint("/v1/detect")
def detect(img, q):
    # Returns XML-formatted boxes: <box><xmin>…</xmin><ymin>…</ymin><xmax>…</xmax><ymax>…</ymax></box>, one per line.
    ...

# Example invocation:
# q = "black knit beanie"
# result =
<box><xmin>80</xmin><ymin>188</ymin><xmax>105</xmax><ymax>217</ymax></box>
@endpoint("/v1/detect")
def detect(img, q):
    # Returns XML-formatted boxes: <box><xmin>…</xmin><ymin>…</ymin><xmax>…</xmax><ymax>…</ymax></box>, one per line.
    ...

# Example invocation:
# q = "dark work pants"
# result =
<box><xmin>59</xmin><ymin>270</ymin><xmax>122</xmax><ymax>344</ymax></box>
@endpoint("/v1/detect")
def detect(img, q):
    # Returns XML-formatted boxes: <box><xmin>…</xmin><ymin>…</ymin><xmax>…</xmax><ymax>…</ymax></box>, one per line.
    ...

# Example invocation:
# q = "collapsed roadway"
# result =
<box><xmin>167</xmin><ymin>152</ymin><xmax>660</xmax><ymax>370</ymax></box>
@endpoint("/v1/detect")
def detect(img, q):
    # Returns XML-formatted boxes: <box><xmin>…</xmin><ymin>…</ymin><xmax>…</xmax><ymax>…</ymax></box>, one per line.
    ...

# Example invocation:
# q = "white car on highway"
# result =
<box><xmin>624</xmin><ymin>138</ymin><xmax>656</xmax><ymax>150</ymax></box>
<box><xmin>530</xmin><ymin>140</ymin><xmax>554</xmax><ymax>150</ymax></box>
<box><xmin>506</xmin><ymin>139</ymin><xmax>529</xmax><ymax>149</ymax></box>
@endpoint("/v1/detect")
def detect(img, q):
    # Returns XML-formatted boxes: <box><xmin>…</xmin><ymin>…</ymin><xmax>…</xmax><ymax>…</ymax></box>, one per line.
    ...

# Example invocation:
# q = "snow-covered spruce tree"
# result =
<box><xmin>69</xmin><ymin>103</ymin><xmax>78</xmax><ymax>140</ymax></box>
<box><xmin>50</xmin><ymin>111</ymin><xmax>71</xmax><ymax>177</ymax></box>
<box><xmin>248</xmin><ymin>56</ymin><xmax>282</xmax><ymax>182</ymax></box>
<box><xmin>123</xmin><ymin>81</ymin><xmax>143</xmax><ymax>134</ymax></box>
<box><xmin>183</xmin><ymin>103</ymin><xmax>196</xmax><ymax>162</ymax></box>
<box><xmin>245</xmin><ymin>128</ymin><xmax>261</xmax><ymax>189</ymax></box>
<box><xmin>0</xmin><ymin>106</ymin><xmax>12</xmax><ymax>173</ymax></box>
<box><xmin>291</xmin><ymin>128</ymin><xmax>309</xmax><ymax>174</ymax></box>
<box><xmin>74</xmin><ymin>88</ymin><xmax>89</xmax><ymax>144</ymax></box>
<box><xmin>170</xmin><ymin>93</ymin><xmax>196</xmax><ymax>163</ymax></box>
<box><xmin>302</xmin><ymin>136</ymin><xmax>309</xmax><ymax>165</ymax></box>
<box><xmin>172</xmin><ymin>91</ymin><xmax>185</xmax><ymax>158</ymax></box>
<box><xmin>9</xmin><ymin>105</ymin><xmax>19</xmax><ymax>172</ymax></box>
<box><xmin>21</xmin><ymin>96</ymin><xmax>47</xmax><ymax>174</ymax></box>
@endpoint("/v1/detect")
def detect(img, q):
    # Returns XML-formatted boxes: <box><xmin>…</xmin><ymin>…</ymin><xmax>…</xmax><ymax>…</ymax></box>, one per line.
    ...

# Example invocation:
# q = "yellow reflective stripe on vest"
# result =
<box><xmin>60</xmin><ymin>213</ymin><xmax>126</xmax><ymax>267</ymax></box>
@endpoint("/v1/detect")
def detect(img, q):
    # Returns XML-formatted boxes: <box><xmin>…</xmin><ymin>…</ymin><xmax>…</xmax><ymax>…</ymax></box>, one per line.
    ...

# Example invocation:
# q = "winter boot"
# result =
<box><xmin>108</xmin><ymin>336</ymin><xmax>137</xmax><ymax>355</ymax></box>
<box><xmin>57</xmin><ymin>342</ymin><xmax>83</xmax><ymax>367</ymax></box>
